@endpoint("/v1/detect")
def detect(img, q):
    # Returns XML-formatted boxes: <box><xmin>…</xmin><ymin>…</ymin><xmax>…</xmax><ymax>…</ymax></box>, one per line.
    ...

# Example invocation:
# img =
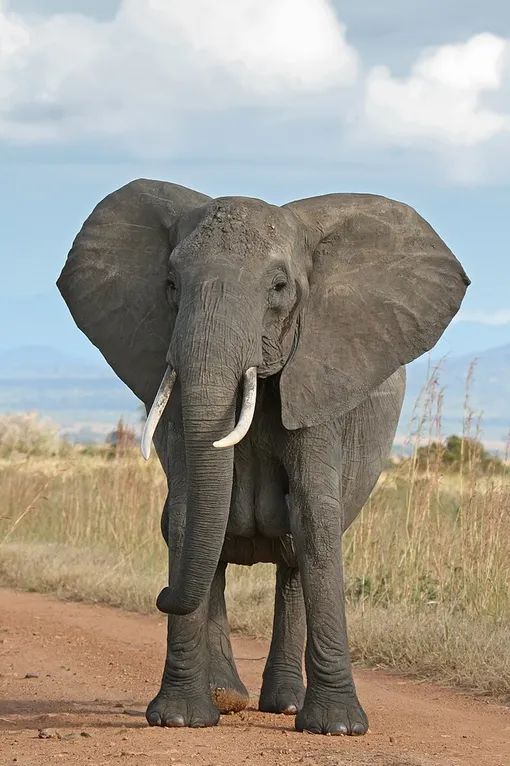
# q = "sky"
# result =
<box><xmin>1</xmin><ymin>0</ymin><xmax>509</xmax><ymax>363</ymax></box>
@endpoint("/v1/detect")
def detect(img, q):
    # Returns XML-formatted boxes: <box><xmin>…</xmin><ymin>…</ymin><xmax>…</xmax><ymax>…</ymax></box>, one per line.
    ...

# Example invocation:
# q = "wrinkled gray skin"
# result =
<box><xmin>58</xmin><ymin>180</ymin><xmax>469</xmax><ymax>735</ymax></box>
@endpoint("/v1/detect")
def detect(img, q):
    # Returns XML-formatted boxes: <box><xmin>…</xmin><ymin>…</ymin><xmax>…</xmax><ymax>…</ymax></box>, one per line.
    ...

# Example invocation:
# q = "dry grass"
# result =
<box><xmin>0</xmin><ymin>371</ymin><xmax>509</xmax><ymax>701</ymax></box>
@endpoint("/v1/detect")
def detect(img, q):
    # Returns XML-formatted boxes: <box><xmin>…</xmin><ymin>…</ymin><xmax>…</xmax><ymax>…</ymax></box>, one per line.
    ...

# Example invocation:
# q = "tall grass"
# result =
<box><xmin>0</xmin><ymin>369</ymin><xmax>509</xmax><ymax>699</ymax></box>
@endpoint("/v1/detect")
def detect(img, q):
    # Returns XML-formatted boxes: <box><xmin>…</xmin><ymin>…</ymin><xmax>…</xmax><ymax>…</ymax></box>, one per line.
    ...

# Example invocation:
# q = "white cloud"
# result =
<box><xmin>453</xmin><ymin>309</ymin><xmax>510</xmax><ymax>326</ymax></box>
<box><xmin>153</xmin><ymin>0</ymin><xmax>357</xmax><ymax>91</ymax></box>
<box><xmin>0</xmin><ymin>0</ymin><xmax>357</xmax><ymax>149</ymax></box>
<box><xmin>364</xmin><ymin>33</ymin><xmax>510</xmax><ymax>147</ymax></box>
<box><xmin>1</xmin><ymin>0</ymin><xmax>510</xmax><ymax>175</ymax></box>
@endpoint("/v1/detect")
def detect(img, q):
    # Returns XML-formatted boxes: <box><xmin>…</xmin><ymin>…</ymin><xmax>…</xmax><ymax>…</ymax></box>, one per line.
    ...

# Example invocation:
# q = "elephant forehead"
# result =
<box><xmin>173</xmin><ymin>197</ymin><xmax>299</xmax><ymax>265</ymax></box>
<box><xmin>209</xmin><ymin>196</ymin><xmax>281</xmax><ymax>223</ymax></box>
<box><xmin>204</xmin><ymin>198</ymin><xmax>288</xmax><ymax>239</ymax></box>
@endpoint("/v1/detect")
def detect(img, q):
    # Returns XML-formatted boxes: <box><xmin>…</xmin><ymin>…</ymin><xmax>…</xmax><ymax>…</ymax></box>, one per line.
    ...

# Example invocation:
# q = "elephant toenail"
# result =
<box><xmin>147</xmin><ymin>712</ymin><xmax>161</xmax><ymax>726</ymax></box>
<box><xmin>351</xmin><ymin>722</ymin><xmax>366</xmax><ymax>735</ymax></box>
<box><xmin>329</xmin><ymin>723</ymin><xmax>348</xmax><ymax>735</ymax></box>
<box><xmin>164</xmin><ymin>714</ymin><xmax>186</xmax><ymax>727</ymax></box>
<box><xmin>282</xmin><ymin>705</ymin><xmax>297</xmax><ymax>715</ymax></box>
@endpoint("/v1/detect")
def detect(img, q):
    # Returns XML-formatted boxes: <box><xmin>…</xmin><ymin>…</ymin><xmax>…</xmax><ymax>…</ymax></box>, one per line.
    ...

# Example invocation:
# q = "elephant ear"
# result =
<box><xmin>57</xmin><ymin>179</ymin><xmax>210</xmax><ymax>404</ymax></box>
<box><xmin>280</xmin><ymin>193</ymin><xmax>470</xmax><ymax>430</ymax></box>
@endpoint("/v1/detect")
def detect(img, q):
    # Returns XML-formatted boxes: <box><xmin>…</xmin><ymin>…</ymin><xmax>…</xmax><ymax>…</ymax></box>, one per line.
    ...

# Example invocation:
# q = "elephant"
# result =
<box><xmin>57</xmin><ymin>179</ymin><xmax>469</xmax><ymax>735</ymax></box>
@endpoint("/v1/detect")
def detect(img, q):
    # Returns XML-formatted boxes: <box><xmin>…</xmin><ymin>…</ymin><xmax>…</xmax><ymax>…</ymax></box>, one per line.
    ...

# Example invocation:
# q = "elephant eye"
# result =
<box><xmin>165</xmin><ymin>276</ymin><xmax>178</xmax><ymax>305</ymax></box>
<box><xmin>272</xmin><ymin>279</ymin><xmax>287</xmax><ymax>293</ymax></box>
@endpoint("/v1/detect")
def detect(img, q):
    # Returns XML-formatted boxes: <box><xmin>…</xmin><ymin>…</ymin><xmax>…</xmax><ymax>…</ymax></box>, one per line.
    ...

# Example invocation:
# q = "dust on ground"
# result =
<box><xmin>0</xmin><ymin>590</ymin><xmax>508</xmax><ymax>766</ymax></box>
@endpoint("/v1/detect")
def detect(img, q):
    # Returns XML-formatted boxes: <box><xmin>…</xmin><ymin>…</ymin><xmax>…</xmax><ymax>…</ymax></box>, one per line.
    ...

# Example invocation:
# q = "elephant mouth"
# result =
<box><xmin>259</xmin><ymin>319</ymin><xmax>300</xmax><ymax>379</ymax></box>
<box><xmin>257</xmin><ymin>360</ymin><xmax>283</xmax><ymax>378</ymax></box>
<box><xmin>140</xmin><ymin>366</ymin><xmax>258</xmax><ymax>459</ymax></box>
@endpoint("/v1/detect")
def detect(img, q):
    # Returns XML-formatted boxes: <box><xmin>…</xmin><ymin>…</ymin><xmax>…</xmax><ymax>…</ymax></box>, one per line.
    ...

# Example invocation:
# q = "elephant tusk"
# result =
<box><xmin>213</xmin><ymin>367</ymin><xmax>257</xmax><ymax>449</ymax></box>
<box><xmin>141</xmin><ymin>367</ymin><xmax>177</xmax><ymax>460</ymax></box>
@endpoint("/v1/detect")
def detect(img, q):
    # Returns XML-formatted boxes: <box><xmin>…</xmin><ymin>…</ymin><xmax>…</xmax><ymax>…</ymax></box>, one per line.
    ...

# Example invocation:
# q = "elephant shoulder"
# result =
<box><xmin>365</xmin><ymin>366</ymin><xmax>406</xmax><ymax>414</ymax></box>
<box><xmin>340</xmin><ymin>366</ymin><xmax>406</xmax><ymax>434</ymax></box>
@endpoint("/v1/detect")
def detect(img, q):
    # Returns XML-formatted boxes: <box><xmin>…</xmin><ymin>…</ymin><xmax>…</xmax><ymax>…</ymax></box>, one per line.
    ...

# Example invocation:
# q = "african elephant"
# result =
<box><xmin>57</xmin><ymin>179</ymin><xmax>469</xmax><ymax>735</ymax></box>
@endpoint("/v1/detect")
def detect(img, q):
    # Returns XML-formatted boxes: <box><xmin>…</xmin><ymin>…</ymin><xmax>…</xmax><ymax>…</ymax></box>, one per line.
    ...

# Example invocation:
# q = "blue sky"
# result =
<box><xmin>1</xmin><ymin>0</ymin><xmax>509</xmax><ymax>363</ymax></box>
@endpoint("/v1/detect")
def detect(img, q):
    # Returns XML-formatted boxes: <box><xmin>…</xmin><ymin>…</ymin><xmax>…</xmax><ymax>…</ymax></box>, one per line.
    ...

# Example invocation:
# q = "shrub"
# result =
<box><xmin>415</xmin><ymin>434</ymin><xmax>506</xmax><ymax>474</ymax></box>
<box><xmin>0</xmin><ymin>411</ymin><xmax>63</xmax><ymax>457</ymax></box>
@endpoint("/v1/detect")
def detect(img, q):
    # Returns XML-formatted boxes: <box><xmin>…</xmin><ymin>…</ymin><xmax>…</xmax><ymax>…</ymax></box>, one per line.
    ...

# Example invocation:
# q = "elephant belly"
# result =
<box><xmin>220</xmin><ymin>533</ymin><xmax>297</xmax><ymax>567</ymax></box>
<box><xmin>226</xmin><ymin>439</ymin><xmax>290</xmax><ymax>540</ymax></box>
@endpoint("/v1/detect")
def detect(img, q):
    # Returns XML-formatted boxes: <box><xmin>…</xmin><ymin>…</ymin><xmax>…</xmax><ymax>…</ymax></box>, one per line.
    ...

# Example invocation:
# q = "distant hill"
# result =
<box><xmin>401</xmin><ymin>342</ymin><xmax>510</xmax><ymax>445</ymax></box>
<box><xmin>3</xmin><ymin>289</ymin><xmax>510</xmax><ymax>361</ymax></box>
<box><xmin>0</xmin><ymin>342</ymin><xmax>509</xmax><ymax>446</ymax></box>
<box><xmin>0</xmin><ymin>291</ymin><xmax>102</xmax><ymax>361</ymax></box>
<box><xmin>0</xmin><ymin>345</ymin><xmax>112</xmax><ymax>380</ymax></box>
<box><xmin>0</xmin><ymin>346</ymin><xmax>139</xmax><ymax>443</ymax></box>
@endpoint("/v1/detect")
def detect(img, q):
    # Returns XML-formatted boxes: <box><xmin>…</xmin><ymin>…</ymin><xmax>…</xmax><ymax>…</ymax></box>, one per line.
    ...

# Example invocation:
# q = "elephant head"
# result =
<box><xmin>57</xmin><ymin>179</ymin><xmax>469</xmax><ymax>615</ymax></box>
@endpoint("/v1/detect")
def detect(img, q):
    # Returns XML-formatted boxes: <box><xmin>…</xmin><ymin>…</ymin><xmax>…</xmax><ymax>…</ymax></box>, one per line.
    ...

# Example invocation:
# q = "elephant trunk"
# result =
<box><xmin>152</xmin><ymin>291</ymin><xmax>258</xmax><ymax>615</ymax></box>
<box><xmin>157</xmin><ymin>403</ymin><xmax>234</xmax><ymax>615</ymax></box>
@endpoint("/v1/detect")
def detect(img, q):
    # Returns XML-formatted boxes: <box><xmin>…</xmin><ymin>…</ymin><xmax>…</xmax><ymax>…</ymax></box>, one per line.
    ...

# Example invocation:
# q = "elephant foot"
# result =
<box><xmin>295</xmin><ymin>692</ymin><xmax>368</xmax><ymax>736</ymax></box>
<box><xmin>209</xmin><ymin>668</ymin><xmax>249</xmax><ymax>714</ymax></box>
<box><xmin>146</xmin><ymin>691</ymin><xmax>220</xmax><ymax>728</ymax></box>
<box><xmin>259</xmin><ymin>672</ymin><xmax>305</xmax><ymax>715</ymax></box>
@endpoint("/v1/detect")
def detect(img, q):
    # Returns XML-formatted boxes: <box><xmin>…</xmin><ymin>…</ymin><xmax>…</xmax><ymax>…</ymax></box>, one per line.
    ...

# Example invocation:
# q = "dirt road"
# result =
<box><xmin>0</xmin><ymin>590</ymin><xmax>508</xmax><ymax>766</ymax></box>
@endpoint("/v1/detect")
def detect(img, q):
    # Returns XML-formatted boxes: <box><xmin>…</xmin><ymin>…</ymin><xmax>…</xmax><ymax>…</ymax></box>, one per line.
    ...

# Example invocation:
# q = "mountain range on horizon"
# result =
<box><xmin>0</xmin><ymin>344</ymin><xmax>136</xmax><ymax>443</ymax></box>
<box><xmin>0</xmin><ymin>341</ymin><xmax>509</xmax><ymax>447</ymax></box>
<box><xmin>2</xmin><ymin>288</ymin><xmax>510</xmax><ymax>363</ymax></box>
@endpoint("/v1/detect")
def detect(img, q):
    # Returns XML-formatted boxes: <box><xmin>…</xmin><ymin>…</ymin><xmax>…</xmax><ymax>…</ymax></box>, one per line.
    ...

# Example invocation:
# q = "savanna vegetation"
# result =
<box><xmin>0</xmin><ymin>367</ymin><xmax>509</xmax><ymax>701</ymax></box>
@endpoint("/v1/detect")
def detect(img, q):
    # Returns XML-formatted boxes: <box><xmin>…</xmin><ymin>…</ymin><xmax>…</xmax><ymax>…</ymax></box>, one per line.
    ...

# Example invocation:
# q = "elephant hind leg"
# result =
<box><xmin>207</xmin><ymin>562</ymin><xmax>250</xmax><ymax>713</ymax></box>
<box><xmin>259</xmin><ymin>564</ymin><xmax>306</xmax><ymax>715</ymax></box>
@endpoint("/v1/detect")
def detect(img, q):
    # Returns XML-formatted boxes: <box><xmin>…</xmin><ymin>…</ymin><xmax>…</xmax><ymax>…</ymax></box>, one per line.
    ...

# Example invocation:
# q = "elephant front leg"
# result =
<box><xmin>287</xmin><ymin>465</ymin><xmax>368</xmax><ymax>736</ymax></box>
<box><xmin>259</xmin><ymin>564</ymin><xmax>306</xmax><ymax>715</ymax></box>
<box><xmin>147</xmin><ymin>599</ymin><xmax>220</xmax><ymax>728</ymax></box>
<box><xmin>146</xmin><ymin>500</ymin><xmax>220</xmax><ymax>728</ymax></box>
